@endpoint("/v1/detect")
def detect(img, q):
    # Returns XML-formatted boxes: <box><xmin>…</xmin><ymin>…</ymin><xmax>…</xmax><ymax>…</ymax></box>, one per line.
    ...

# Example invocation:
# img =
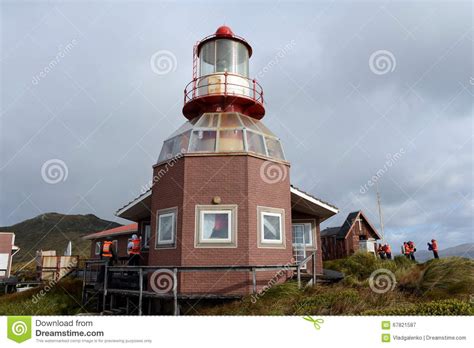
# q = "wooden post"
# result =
<box><xmin>138</xmin><ymin>267</ymin><xmax>143</xmax><ymax>316</ymax></box>
<box><xmin>173</xmin><ymin>268</ymin><xmax>178</xmax><ymax>316</ymax></box>
<box><xmin>252</xmin><ymin>267</ymin><xmax>257</xmax><ymax>294</ymax></box>
<box><xmin>81</xmin><ymin>262</ymin><xmax>87</xmax><ymax>305</ymax></box>
<box><xmin>297</xmin><ymin>265</ymin><xmax>301</xmax><ymax>289</ymax></box>
<box><xmin>312</xmin><ymin>252</ymin><xmax>317</xmax><ymax>286</ymax></box>
<box><xmin>102</xmin><ymin>264</ymin><xmax>108</xmax><ymax>312</ymax></box>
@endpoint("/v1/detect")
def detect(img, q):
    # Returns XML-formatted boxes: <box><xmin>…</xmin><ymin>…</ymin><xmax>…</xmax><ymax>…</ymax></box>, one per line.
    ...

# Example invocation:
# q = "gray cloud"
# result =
<box><xmin>1</xmin><ymin>1</ymin><xmax>472</xmax><ymax>250</ymax></box>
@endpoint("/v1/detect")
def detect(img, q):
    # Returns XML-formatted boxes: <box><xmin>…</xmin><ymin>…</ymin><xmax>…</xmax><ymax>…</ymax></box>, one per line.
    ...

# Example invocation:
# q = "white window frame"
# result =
<box><xmin>261</xmin><ymin>212</ymin><xmax>283</xmax><ymax>244</ymax></box>
<box><xmin>95</xmin><ymin>242</ymin><xmax>101</xmax><ymax>255</ymax></box>
<box><xmin>292</xmin><ymin>222</ymin><xmax>313</xmax><ymax>247</ymax></box>
<box><xmin>200</xmin><ymin>210</ymin><xmax>232</xmax><ymax>243</ymax></box>
<box><xmin>155</xmin><ymin>208</ymin><xmax>178</xmax><ymax>248</ymax></box>
<box><xmin>195</xmin><ymin>204</ymin><xmax>238</xmax><ymax>248</ymax></box>
<box><xmin>257</xmin><ymin>206</ymin><xmax>286</xmax><ymax>249</ymax></box>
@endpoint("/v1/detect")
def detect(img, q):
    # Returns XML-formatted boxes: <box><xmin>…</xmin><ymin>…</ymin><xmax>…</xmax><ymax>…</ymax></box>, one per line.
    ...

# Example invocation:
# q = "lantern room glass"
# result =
<box><xmin>199</xmin><ymin>39</ymin><xmax>249</xmax><ymax>77</ymax></box>
<box><xmin>157</xmin><ymin>113</ymin><xmax>285</xmax><ymax>163</ymax></box>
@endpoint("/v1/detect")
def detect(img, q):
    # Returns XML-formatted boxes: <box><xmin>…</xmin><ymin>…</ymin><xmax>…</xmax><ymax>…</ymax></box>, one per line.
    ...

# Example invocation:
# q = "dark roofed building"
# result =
<box><xmin>321</xmin><ymin>211</ymin><xmax>381</xmax><ymax>260</ymax></box>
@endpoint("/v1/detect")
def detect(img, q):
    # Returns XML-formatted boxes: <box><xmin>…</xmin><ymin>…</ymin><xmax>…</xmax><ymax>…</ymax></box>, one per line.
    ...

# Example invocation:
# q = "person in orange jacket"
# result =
<box><xmin>408</xmin><ymin>241</ymin><xmax>416</xmax><ymax>261</ymax></box>
<box><xmin>403</xmin><ymin>242</ymin><xmax>411</xmax><ymax>259</ymax></box>
<box><xmin>427</xmin><ymin>239</ymin><xmax>439</xmax><ymax>259</ymax></box>
<box><xmin>384</xmin><ymin>244</ymin><xmax>392</xmax><ymax>260</ymax></box>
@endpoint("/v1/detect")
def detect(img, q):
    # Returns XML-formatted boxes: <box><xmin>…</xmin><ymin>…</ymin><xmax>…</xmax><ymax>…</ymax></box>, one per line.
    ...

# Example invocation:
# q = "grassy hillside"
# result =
<box><xmin>0</xmin><ymin>278</ymin><xmax>84</xmax><ymax>315</ymax></box>
<box><xmin>194</xmin><ymin>254</ymin><xmax>474</xmax><ymax>316</ymax></box>
<box><xmin>0</xmin><ymin>212</ymin><xmax>121</xmax><ymax>264</ymax></box>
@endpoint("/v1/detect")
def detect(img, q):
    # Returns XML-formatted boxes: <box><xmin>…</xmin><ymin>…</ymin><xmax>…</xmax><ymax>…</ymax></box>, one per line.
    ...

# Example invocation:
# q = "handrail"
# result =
<box><xmin>183</xmin><ymin>72</ymin><xmax>264</xmax><ymax>105</ymax></box>
<box><xmin>83</xmin><ymin>262</ymin><xmax>298</xmax><ymax>316</ymax></box>
<box><xmin>296</xmin><ymin>252</ymin><xmax>317</xmax><ymax>289</ymax></box>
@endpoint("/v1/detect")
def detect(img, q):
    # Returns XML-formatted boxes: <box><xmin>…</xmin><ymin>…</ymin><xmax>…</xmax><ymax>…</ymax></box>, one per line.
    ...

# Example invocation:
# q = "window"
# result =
<box><xmin>246</xmin><ymin>130</ymin><xmax>266</xmax><ymax>156</ymax></box>
<box><xmin>292</xmin><ymin>223</ymin><xmax>313</xmax><ymax>247</ymax></box>
<box><xmin>218</xmin><ymin>130</ymin><xmax>244</xmax><ymax>152</ymax></box>
<box><xmin>262</xmin><ymin>213</ymin><xmax>282</xmax><ymax>242</ymax></box>
<box><xmin>95</xmin><ymin>242</ymin><xmax>101</xmax><ymax>255</ymax></box>
<box><xmin>155</xmin><ymin>208</ymin><xmax>178</xmax><ymax>248</ymax></box>
<box><xmin>142</xmin><ymin>223</ymin><xmax>151</xmax><ymax>248</ymax></box>
<box><xmin>265</xmin><ymin>137</ymin><xmax>285</xmax><ymax>160</ymax></box>
<box><xmin>195</xmin><ymin>205</ymin><xmax>237</xmax><ymax>247</ymax></box>
<box><xmin>189</xmin><ymin>130</ymin><xmax>217</xmax><ymax>152</ymax></box>
<box><xmin>112</xmin><ymin>240</ymin><xmax>118</xmax><ymax>253</ymax></box>
<box><xmin>257</xmin><ymin>207</ymin><xmax>286</xmax><ymax>248</ymax></box>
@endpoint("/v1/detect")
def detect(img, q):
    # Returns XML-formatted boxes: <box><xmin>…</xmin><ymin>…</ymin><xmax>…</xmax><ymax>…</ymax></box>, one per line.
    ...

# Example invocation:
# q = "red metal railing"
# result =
<box><xmin>184</xmin><ymin>72</ymin><xmax>264</xmax><ymax>106</ymax></box>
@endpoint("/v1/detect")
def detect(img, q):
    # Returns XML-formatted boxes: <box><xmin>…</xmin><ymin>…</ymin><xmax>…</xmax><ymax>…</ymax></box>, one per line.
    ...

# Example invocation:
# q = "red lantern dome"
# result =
<box><xmin>182</xmin><ymin>26</ymin><xmax>264</xmax><ymax>120</ymax></box>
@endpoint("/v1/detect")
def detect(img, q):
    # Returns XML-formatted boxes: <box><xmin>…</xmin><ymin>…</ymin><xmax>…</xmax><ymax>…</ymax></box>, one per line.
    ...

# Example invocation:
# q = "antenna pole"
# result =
<box><xmin>376</xmin><ymin>181</ymin><xmax>385</xmax><ymax>243</ymax></box>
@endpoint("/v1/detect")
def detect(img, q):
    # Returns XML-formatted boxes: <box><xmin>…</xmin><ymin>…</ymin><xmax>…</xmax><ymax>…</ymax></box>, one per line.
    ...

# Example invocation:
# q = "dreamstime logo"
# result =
<box><xmin>150</xmin><ymin>269</ymin><xmax>174</xmax><ymax>294</ymax></box>
<box><xmin>369</xmin><ymin>269</ymin><xmax>396</xmax><ymax>294</ymax></box>
<box><xmin>41</xmin><ymin>159</ymin><xmax>68</xmax><ymax>184</ymax></box>
<box><xmin>369</xmin><ymin>50</ymin><xmax>396</xmax><ymax>75</ymax></box>
<box><xmin>7</xmin><ymin>316</ymin><xmax>32</xmax><ymax>343</ymax></box>
<box><xmin>32</xmin><ymin>39</ymin><xmax>78</xmax><ymax>85</ymax></box>
<box><xmin>259</xmin><ymin>161</ymin><xmax>288</xmax><ymax>184</ymax></box>
<box><xmin>257</xmin><ymin>40</ymin><xmax>296</xmax><ymax>78</ymax></box>
<box><xmin>469</xmin><ymin>77</ymin><xmax>474</xmax><ymax>86</ymax></box>
<box><xmin>150</xmin><ymin>50</ymin><xmax>177</xmax><ymax>75</ymax></box>
<box><xmin>359</xmin><ymin>148</ymin><xmax>405</xmax><ymax>194</ymax></box>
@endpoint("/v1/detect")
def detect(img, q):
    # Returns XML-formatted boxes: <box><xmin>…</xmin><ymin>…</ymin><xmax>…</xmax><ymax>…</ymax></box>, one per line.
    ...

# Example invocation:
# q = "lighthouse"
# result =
<box><xmin>108</xmin><ymin>26</ymin><xmax>338</xmax><ymax>308</ymax></box>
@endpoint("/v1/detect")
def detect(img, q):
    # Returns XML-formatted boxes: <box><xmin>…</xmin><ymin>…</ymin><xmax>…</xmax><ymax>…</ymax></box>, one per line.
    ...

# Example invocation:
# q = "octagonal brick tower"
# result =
<box><xmin>149</xmin><ymin>26</ymin><xmax>292</xmax><ymax>295</ymax></box>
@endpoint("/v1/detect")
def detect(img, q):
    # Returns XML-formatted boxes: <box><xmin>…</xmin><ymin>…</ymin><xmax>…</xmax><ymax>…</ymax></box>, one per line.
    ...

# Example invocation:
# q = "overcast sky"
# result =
<box><xmin>1</xmin><ymin>0</ymin><xmax>472</xmax><ymax>250</ymax></box>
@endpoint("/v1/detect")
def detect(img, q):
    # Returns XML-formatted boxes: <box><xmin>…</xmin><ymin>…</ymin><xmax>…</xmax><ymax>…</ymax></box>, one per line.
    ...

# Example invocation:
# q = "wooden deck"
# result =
<box><xmin>82</xmin><ymin>252</ymin><xmax>317</xmax><ymax>315</ymax></box>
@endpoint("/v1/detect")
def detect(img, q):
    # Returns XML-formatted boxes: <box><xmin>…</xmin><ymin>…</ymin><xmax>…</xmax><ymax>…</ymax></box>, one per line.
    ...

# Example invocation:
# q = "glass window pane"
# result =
<box><xmin>158</xmin><ymin>138</ymin><xmax>175</xmax><ymax>162</ymax></box>
<box><xmin>202</xmin><ymin>212</ymin><xmax>229</xmax><ymax>239</ymax></box>
<box><xmin>304</xmin><ymin>225</ymin><xmax>311</xmax><ymax>245</ymax></box>
<box><xmin>159</xmin><ymin>215</ymin><xmax>173</xmax><ymax>242</ymax></box>
<box><xmin>189</xmin><ymin>130</ymin><xmax>216</xmax><ymax>152</ymax></box>
<box><xmin>219</xmin><ymin>113</ymin><xmax>242</xmax><ymax>128</ymax></box>
<box><xmin>216</xmin><ymin>39</ymin><xmax>234</xmax><ymax>73</ymax></box>
<box><xmin>240</xmin><ymin>114</ymin><xmax>260</xmax><ymax>132</ymax></box>
<box><xmin>236</xmin><ymin>42</ymin><xmax>249</xmax><ymax>76</ymax></box>
<box><xmin>246</xmin><ymin>131</ymin><xmax>266</xmax><ymax>155</ymax></box>
<box><xmin>199</xmin><ymin>41</ymin><xmax>215</xmax><ymax>76</ymax></box>
<box><xmin>144</xmin><ymin>224</ymin><xmax>151</xmax><ymax>246</ymax></box>
<box><xmin>254</xmin><ymin>121</ymin><xmax>275</xmax><ymax>136</ymax></box>
<box><xmin>219</xmin><ymin>130</ymin><xmax>244</xmax><ymax>152</ymax></box>
<box><xmin>263</xmin><ymin>214</ymin><xmax>281</xmax><ymax>241</ymax></box>
<box><xmin>265</xmin><ymin>137</ymin><xmax>285</xmax><ymax>160</ymax></box>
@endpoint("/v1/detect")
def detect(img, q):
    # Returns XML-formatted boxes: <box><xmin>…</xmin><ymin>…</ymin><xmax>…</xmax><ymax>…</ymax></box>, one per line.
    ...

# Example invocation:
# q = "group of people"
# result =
<box><xmin>402</xmin><ymin>241</ymin><xmax>417</xmax><ymax>260</ymax></box>
<box><xmin>100</xmin><ymin>234</ymin><xmax>142</xmax><ymax>266</ymax></box>
<box><xmin>376</xmin><ymin>244</ymin><xmax>392</xmax><ymax>260</ymax></box>
<box><xmin>376</xmin><ymin>239</ymin><xmax>439</xmax><ymax>261</ymax></box>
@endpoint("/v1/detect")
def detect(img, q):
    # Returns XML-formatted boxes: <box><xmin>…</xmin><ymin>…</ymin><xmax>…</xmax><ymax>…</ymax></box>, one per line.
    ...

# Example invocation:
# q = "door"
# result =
<box><xmin>292</xmin><ymin>224</ymin><xmax>307</xmax><ymax>269</ymax></box>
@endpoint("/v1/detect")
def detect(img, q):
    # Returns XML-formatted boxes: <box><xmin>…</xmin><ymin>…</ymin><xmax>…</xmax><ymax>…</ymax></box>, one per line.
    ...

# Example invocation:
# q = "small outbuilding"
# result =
<box><xmin>0</xmin><ymin>232</ymin><xmax>20</xmax><ymax>279</ymax></box>
<box><xmin>320</xmin><ymin>211</ymin><xmax>381</xmax><ymax>260</ymax></box>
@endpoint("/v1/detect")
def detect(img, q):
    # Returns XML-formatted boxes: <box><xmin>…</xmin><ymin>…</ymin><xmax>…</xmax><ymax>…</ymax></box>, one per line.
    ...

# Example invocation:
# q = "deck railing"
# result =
<box><xmin>83</xmin><ymin>253</ymin><xmax>317</xmax><ymax>315</ymax></box>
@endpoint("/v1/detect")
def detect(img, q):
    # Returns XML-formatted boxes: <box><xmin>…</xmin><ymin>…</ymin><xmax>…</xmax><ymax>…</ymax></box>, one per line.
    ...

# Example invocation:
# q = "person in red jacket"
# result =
<box><xmin>384</xmin><ymin>244</ymin><xmax>392</xmax><ymax>260</ymax></box>
<box><xmin>428</xmin><ymin>239</ymin><xmax>439</xmax><ymax>259</ymax></box>
<box><xmin>127</xmin><ymin>234</ymin><xmax>141</xmax><ymax>266</ymax></box>
<box><xmin>408</xmin><ymin>241</ymin><xmax>416</xmax><ymax>261</ymax></box>
<box><xmin>403</xmin><ymin>242</ymin><xmax>411</xmax><ymax>259</ymax></box>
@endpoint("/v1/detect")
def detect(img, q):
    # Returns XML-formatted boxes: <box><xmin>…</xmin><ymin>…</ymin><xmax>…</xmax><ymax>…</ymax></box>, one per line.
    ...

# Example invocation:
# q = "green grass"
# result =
<box><xmin>195</xmin><ymin>254</ymin><xmax>474</xmax><ymax>315</ymax></box>
<box><xmin>0</xmin><ymin>278</ymin><xmax>85</xmax><ymax>315</ymax></box>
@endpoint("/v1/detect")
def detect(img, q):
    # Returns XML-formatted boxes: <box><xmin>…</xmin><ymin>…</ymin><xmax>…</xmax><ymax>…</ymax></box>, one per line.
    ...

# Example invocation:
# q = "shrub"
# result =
<box><xmin>294</xmin><ymin>289</ymin><xmax>360</xmax><ymax>315</ymax></box>
<box><xmin>419</xmin><ymin>257</ymin><xmax>474</xmax><ymax>299</ymax></box>
<box><xmin>362</xmin><ymin>299</ymin><xmax>473</xmax><ymax>315</ymax></box>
